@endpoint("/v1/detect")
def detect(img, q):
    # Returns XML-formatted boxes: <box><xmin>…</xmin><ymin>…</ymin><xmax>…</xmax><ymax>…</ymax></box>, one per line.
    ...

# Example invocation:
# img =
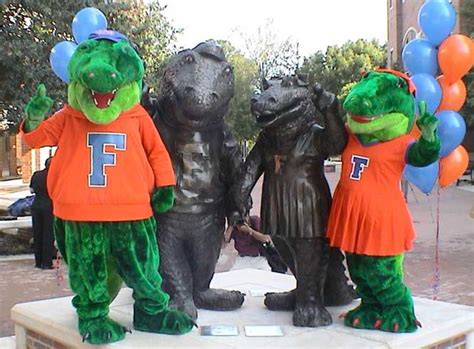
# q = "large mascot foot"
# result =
<box><xmin>344</xmin><ymin>304</ymin><xmax>382</xmax><ymax>330</ymax></box>
<box><xmin>378</xmin><ymin>305</ymin><xmax>419</xmax><ymax>333</ymax></box>
<box><xmin>133</xmin><ymin>307</ymin><xmax>194</xmax><ymax>335</ymax></box>
<box><xmin>194</xmin><ymin>288</ymin><xmax>244</xmax><ymax>310</ymax></box>
<box><xmin>79</xmin><ymin>317</ymin><xmax>127</xmax><ymax>344</ymax></box>
<box><xmin>170</xmin><ymin>298</ymin><xmax>198</xmax><ymax>321</ymax></box>
<box><xmin>293</xmin><ymin>303</ymin><xmax>332</xmax><ymax>327</ymax></box>
<box><xmin>264</xmin><ymin>290</ymin><xmax>295</xmax><ymax>310</ymax></box>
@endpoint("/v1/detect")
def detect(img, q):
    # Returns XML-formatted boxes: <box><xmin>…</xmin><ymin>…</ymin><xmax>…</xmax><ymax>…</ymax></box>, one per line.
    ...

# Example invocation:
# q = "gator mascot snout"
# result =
<box><xmin>234</xmin><ymin>75</ymin><xmax>355</xmax><ymax>327</ymax></box>
<box><xmin>21</xmin><ymin>30</ymin><xmax>193</xmax><ymax>344</ymax></box>
<box><xmin>327</xmin><ymin>69</ymin><xmax>440</xmax><ymax>333</ymax></box>
<box><xmin>147</xmin><ymin>40</ymin><xmax>244</xmax><ymax>320</ymax></box>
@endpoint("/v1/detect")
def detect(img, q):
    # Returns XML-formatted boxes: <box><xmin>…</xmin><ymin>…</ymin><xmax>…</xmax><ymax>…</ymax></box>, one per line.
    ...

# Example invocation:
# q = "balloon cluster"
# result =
<box><xmin>402</xmin><ymin>0</ymin><xmax>473</xmax><ymax>194</ymax></box>
<box><xmin>49</xmin><ymin>8</ymin><xmax>107</xmax><ymax>83</ymax></box>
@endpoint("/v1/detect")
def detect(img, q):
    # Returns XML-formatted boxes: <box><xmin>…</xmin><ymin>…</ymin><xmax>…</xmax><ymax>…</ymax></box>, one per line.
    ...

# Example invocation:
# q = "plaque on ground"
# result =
<box><xmin>200</xmin><ymin>325</ymin><xmax>239</xmax><ymax>336</ymax></box>
<box><xmin>244</xmin><ymin>325</ymin><xmax>284</xmax><ymax>337</ymax></box>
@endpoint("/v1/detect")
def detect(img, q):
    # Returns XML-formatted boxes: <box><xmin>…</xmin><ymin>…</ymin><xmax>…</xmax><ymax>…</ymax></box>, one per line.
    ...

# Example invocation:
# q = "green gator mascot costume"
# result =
<box><xmin>327</xmin><ymin>69</ymin><xmax>440</xmax><ymax>333</ymax></box>
<box><xmin>21</xmin><ymin>30</ymin><xmax>193</xmax><ymax>344</ymax></box>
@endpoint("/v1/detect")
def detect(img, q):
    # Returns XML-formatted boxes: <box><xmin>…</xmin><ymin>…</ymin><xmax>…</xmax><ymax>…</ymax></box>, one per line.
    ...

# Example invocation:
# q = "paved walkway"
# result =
<box><xmin>0</xmin><ymin>172</ymin><xmax>473</xmax><ymax>337</ymax></box>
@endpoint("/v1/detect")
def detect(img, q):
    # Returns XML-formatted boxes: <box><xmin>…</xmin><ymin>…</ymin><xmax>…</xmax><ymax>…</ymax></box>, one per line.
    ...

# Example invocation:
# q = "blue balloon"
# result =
<box><xmin>418</xmin><ymin>0</ymin><xmax>456</xmax><ymax>46</ymax></box>
<box><xmin>404</xmin><ymin>161</ymin><xmax>439</xmax><ymax>194</ymax></box>
<box><xmin>436</xmin><ymin>110</ymin><xmax>467</xmax><ymax>157</ymax></box>
<box><xmin>402</xmin><ymin>39</ymin><xmax>438</xmax><ymax>76</ymax></box>
<box><xmin>49</xmin><ymin>41</ymin><xmax>77</xmax><ymax>83</ymax></box>
<box><xmin>72</xmin><ymin>7</ymin><xmax>107</xmax><ymax>44</ymax></box>
<box><xmin>411</xmin><ymin>74</ymin><xmax>442</xmax><ymax>114</ymax></box>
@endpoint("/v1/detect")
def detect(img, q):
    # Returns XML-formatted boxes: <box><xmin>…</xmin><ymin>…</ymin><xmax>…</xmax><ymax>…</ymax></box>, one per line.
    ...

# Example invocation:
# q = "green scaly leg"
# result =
<box><xmin>344</xmin><ymin>253</ymin><xmax>383</xmax><ymax>330</ymax></box>
<box><xmin>366</xmin><ymin>254</ymin><xmax>419</xmax><ymax>333</ymax></box>
<box><xmin>54</xmin><ymin>219</ymin><xmax>126</xmax><ymax>344</ymax></box>
<box><xmin>109</xmin><ymin>218</ymin><xmax>194</xmax><ymax>335</ymax></box>
<box><xmin>345</xmin><ymin>253</ymin><xmax>420</xmax><ymax>333</ymax></box>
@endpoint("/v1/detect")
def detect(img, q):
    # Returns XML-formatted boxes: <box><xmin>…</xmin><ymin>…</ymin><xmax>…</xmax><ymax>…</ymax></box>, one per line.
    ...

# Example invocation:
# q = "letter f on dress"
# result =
<box><xmin>350</xmin><ymin>155</ymin><xmax>369</xmax><ymax>180</ymax></box>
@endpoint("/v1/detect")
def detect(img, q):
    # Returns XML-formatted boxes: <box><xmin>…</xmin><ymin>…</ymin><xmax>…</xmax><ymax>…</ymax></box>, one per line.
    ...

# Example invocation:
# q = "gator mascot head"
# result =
<box><xmin>344</xmin><ymin>69</ymin><xmax>417</xmax><ymax>143</ymax></box>
<box><xmin>67</xmin><ymin>29</ymin><xmax>144</xmax><ymax>125</ymax></box>
<box><xmin>343</xmin><ymin>68</ymin><xmax>439</xmax><ymax>165</ymax></box>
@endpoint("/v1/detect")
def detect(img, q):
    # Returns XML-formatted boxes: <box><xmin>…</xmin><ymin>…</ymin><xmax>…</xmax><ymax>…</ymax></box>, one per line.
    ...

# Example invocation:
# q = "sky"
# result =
<box><xmin>159</xmin><ymin>0</ymin><xmax>388</xmax><ymax>57</ymax></box>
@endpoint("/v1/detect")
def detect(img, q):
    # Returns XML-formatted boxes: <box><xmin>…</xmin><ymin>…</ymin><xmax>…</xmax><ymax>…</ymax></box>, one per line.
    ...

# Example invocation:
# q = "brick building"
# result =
<box><xmin>387</xmin><ymin>0</ymin><xmax>464</xmax><ymax>70</ymax></box>
<box><xmin>387</xmin><ymin>0</ymin><xmax>474</xmax><ymax>153</ymax></box>
<box><xmin>0</xmin><ymin>133</ymin><xmax>54</xmax><ymax>183</ymax></box>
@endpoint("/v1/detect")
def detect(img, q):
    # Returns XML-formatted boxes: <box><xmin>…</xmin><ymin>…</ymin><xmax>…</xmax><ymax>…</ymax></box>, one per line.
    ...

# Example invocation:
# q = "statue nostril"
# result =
<box><xmin>184</xmin><ymin>87</ymin><xmax>194</xmax><ymax>94</ymax></box>
<box><xmin>250</xmin><ymin>98</ymin><xmax>258</xmax><ymax>105</ymax></box>
<box><xmin>211</xmin><ymin>93</ymin><xmax>219</xmax><ymax>101</ymax></box>
<box><xmin>268</xmin><ymin>97</ymin><xmax>277</xmax><ymax>104</ymax></box>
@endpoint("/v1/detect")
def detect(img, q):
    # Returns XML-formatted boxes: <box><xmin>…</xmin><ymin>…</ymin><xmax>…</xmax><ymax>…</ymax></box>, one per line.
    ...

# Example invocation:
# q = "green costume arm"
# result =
<box><xmin>152</xmin><ymin>186</ymin><xmax>175</xmax><ymax>213</ymax></box>
<box><xmin>407</xmin><ymin>101</ymin><xmax>440</xmax><ymax>167</ymax></box>
<box><xmin>24</xmin><ymin>84</ymin><xmax>53</xmax><ymax>132</ymax></box>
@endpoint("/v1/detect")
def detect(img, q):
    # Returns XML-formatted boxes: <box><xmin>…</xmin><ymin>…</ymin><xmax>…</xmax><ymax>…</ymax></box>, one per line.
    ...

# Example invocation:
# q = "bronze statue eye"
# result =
<box><xmin>184</xmin><ymin>55</ymin><xmax>195</xmax><ymax>63</ymax></box>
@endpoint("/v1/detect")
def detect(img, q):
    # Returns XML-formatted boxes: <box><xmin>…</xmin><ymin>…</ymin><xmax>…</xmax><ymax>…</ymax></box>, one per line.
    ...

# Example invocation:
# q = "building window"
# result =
<box><xmin>403</xmin><ymin>27</ymin><xmax>418</xmax><ymax>45</ymax></box>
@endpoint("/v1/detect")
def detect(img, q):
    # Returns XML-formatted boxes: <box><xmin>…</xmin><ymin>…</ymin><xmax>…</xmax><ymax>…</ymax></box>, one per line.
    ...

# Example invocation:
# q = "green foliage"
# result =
<box><xmin>103</xmin><ymin>1</ymin><xmax>180</xmax><ymax>90</ymax></box>
<box><xmin>219</xmin><ymin>40</ymin><xmax>260</xmax><ymax>141</ymax></box>
<box><xmin>299</xmin><ymin>39</ymin><xmax>386</xmax><ymax>98</ymax></box>
<box><xmin>222</xmin><ymin>21</ymin><xmax>301</xmax><ymax>140</ymax></box>
<box><xmin>239</xmin><ymin>19</ymin><xmax>300</xmax><ymax>83</ymax></box>
<box><xmin>0</xmin><ymin>0</ymin><xmax>178</xmax><ymax>131</ymax></box>
<box><xmin>460</xmin><ymin>1</ymin><xmax>474</xmax><ymax>128</ymax></box>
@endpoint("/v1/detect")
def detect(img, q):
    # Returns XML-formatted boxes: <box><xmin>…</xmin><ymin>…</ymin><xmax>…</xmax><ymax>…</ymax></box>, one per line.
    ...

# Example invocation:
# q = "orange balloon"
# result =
<box><xmin>438</xmin><ymin>34</ymin><xmax>474</xmax><ymax>84</ymax></box>
<box><xmin>439</xmin><ymin>145</ymin><xmax>469</xmax><ymax>187</ymax></box>
<box><xmin>409</xmin><ymin>124</ymin><xmax>421</xmax><ymax>139</ymax></box>
<box><xmin>437</xmin><ymin>75</ymin><xmax>467</xmax><ymax>112</ymax></box>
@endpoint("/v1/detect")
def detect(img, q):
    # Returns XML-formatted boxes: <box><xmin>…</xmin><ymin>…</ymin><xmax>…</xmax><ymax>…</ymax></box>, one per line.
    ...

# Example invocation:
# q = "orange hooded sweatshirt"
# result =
<box><xmin>21</xmin><ymin>104</ymin><xmax>175</xmax><ymax>222</ymax></box>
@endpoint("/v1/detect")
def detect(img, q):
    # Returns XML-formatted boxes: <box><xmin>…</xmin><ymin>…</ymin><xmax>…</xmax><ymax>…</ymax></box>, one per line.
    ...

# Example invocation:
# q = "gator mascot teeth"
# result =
<box><xmin>327</xmin><ymin>69</ymin><xmax>441</xmax><ymax>333</ymax></box>
<box><xmin>234</xmin><ymin>75</ymin><xmax>355</xmax><ymax>328</ymax></box>
<box><xmin>21</xmin><ymin>30</ymin><xmax>193</xmax><ymax>344</ymax></box>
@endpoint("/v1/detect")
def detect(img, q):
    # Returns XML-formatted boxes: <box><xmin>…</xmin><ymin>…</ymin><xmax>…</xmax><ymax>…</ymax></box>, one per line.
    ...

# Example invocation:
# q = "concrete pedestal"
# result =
<box><xmin>11</xmin><ymin>269</ymin><xmax>474</xmax><ymax>348</ymax></box>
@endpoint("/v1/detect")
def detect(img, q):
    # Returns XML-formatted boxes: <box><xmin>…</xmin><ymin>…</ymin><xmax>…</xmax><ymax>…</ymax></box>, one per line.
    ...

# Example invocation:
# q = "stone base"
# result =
<box><xmin>11</xmin><ymin>269</ymin><xmax>474</xmax><ymax>348</ymax></box>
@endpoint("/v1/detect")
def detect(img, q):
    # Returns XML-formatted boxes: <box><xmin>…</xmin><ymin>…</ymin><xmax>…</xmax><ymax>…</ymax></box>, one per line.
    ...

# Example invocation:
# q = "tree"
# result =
<box><xmin>105</xmin><ymin>1</ymin><xmax>181</xmax><ymax>91</ymax></box>
<box><xmin>239</xmin><ymin>19</ymin><xmax>301</xmax><ymax>83</ymax></box>
<box><xmin>460</xmin><ymin>1</ymin><xmax>474</xmax><ymax>128</ymax></box>
<box><xmin>219</xmin><ymin>40</ymin><xmax>260</xmax><ymax>141</ymax></box>
<box><xmin>0</xmin><ymin>0</ymin><xmax>178</xmax><ymax>130</ymax></box>
<box><xmin>299</xmin><ymin>39</ymin><xmax>386</xmax><ymax>99</ymax></box>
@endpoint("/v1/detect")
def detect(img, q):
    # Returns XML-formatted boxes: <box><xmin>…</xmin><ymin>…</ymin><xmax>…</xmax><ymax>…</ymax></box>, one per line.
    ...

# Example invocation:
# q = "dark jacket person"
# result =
<box><xmin>30</xmin><ymin>157</ymin><xmax>54</xmax><ymax>269</ymax></box>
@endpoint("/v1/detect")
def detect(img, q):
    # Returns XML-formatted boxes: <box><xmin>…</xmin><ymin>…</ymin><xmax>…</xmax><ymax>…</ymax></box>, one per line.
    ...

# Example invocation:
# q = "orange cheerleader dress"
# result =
<box><xmin>326</xmin><ymin>131</ymin><xmax>416</xmax><ymax>256</ymax></box>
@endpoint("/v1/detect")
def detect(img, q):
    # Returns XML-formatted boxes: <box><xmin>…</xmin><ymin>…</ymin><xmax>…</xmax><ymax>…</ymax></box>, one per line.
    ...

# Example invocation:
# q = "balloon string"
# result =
<box><xmin>432</xmin><ymin>185</ymin><xmax>441</xmax><ymax>300</ymax></box>
<box><xmin>408</xmin><ymin>182</ymin><xmax>419</xmax><ymax>204</ymax></box>
<box><xmin>53</xmin><ymin>252</ymin><xmax>64</xmax><ymax>286</ymax></box>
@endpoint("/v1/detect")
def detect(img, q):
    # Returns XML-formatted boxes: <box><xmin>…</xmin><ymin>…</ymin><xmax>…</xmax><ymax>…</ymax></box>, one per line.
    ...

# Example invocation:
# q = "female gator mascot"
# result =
<box><xmin>327</xmin><ymin>69</ymin><xmax>440</xmax><ymax>333</ymax></box>
<box><xmin>21</xmin><ymin>30</ymin><xmax>193</xmax><ymax>344</ymax></box>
